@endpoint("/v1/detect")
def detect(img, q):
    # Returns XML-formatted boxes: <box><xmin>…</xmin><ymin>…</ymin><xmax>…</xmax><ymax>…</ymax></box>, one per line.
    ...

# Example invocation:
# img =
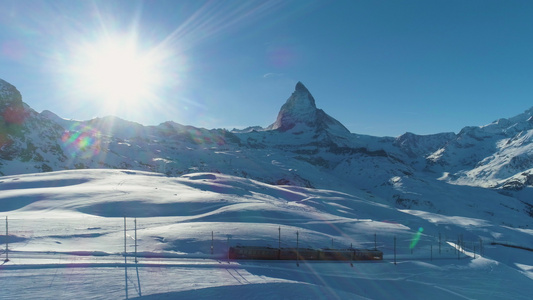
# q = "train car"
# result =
<box><xmin>228</xmin><ymin>246</ymin><xmax>383</xmax><ymax>261</ymax></box>
<box><xmin>228</xmin><ymin>246</ymin><xmax>279</xmax><ymax>260</ymax></box>
<box><xmin>319</xmin><ymin>249</ymin><xmax>354</xmax><ymax>261</ymax></box>
<box><xmin>284</xmin><ymin>248</ymin><xmax>320</xmax><ymax>260</ymax></box>
<box><xmin>228</xmin><ymin>246</ymin><xmax>320</xmax><ymax>260</ymax></box>
<box><xmin>353</xmin><ymin>249</ymin><xmax>383</xmax><ymax>260</ymax></box>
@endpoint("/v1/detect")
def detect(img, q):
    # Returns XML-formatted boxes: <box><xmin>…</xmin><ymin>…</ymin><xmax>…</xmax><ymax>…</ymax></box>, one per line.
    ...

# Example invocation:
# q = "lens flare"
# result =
<box><xmin>185</xmin><ymin>129</ymin><xmax>226</xmax><ymax>146</ymax></box>
<box><xmin>2</xmin><ymin>106</ymin><xmax>29</xmax><ymax>125</ymax></box>
<box><xmin>1</xmin><ymin>40</ymin><xmax>28</xmax><ymax>61</ymax></box>
<box><xmin>409</xmin><ymin>227</ymin><xmax>424</xmax><ymax>250</ymax></box>
<box><xmin>62</xmin><ymin>123</ymin><xmax>101</xmax><ymax>159</ymax></box>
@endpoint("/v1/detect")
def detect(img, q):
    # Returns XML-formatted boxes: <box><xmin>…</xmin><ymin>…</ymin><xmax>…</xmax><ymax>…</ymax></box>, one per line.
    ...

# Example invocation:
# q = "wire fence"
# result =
<box><xmin>0</xmin><ymin>216</ymin><xmax>528</xmax><ymax>299</ymax></box>
<box><xmin>0</xmin><ymin>215</ymin><xmax>492</xmax><ymax>265</ymax></box>
<box><xmin>1</xmin><ymin>215</ymin><xmax>511</xmax><ymax>299</ymax></box>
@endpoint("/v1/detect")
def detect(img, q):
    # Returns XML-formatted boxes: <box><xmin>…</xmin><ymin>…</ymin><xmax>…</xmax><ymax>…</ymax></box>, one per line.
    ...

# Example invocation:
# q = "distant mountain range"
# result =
<box><xmin>1</xmin><ymin>78</ymin><xmax>532</xmax><ymax>225</ymax></box>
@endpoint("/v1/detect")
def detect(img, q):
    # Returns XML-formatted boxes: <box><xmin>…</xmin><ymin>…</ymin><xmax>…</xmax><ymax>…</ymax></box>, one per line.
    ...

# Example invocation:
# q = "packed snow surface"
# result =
<box><xmin>0</xmin><ymin>169</ymin><xmax>532</xmax><ymax>299</ymax></box>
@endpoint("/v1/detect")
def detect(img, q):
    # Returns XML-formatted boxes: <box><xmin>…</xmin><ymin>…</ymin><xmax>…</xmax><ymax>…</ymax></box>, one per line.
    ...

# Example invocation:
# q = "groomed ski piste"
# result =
<box><xmin>0</xmin><ymin>169</ymin><xmax>532</xmax><ymax>299</ymax></box>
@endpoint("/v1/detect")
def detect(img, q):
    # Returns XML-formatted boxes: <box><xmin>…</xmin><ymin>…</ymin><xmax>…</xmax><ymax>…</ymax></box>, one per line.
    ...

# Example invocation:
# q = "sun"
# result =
<box><xmin>69</xmin><ymin>36</ymin><xmax>163</xmax><ymax>112</ymax></box>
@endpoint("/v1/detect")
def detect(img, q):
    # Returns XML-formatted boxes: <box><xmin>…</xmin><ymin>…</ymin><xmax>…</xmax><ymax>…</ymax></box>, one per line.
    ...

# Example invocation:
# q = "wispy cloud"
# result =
<box><xmin>263</xmin><ymin>72</ymin><xmax>284</xmax><ymax>79</ymax></box>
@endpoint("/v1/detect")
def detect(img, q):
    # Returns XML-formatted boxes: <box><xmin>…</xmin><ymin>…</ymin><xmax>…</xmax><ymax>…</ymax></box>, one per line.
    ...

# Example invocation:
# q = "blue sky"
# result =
<box><xmin>1</xmin><ymin>0</ymin><xmax>533</xmax><ymax>137</ymax></box>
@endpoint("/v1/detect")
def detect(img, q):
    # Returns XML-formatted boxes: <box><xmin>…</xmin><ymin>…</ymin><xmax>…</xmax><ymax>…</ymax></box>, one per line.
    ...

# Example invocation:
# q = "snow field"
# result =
<box><xmin>0</xmin><ymin>169</ymin><xmax>532</xmax><ymax>299</ymax></box>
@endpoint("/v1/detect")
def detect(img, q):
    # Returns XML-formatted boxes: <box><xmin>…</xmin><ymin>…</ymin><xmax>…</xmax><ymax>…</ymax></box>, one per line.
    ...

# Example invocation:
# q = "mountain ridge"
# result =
<box><xmin>1</xmin><ymin>78</ymin><xmax>532</xmax><ymax>225</ymax></box>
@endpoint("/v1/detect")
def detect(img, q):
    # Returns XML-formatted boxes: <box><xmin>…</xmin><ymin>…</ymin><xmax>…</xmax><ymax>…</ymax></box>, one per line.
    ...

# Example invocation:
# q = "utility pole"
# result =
<box><xmin>124</xmin><ymin>217</ymin><xmax>128</xmax><ymax>300</ymax></box>
<box><xmin>134</xmin><ymin>218</ymin><xmax>142</xmax><ymax>297</ymax></box>
<box><xmin>350</xmin><ymin>247</ymin><xmax>354</xmax><ymax>267</ymax></box>
<box><xmin>134</xmin><ymin>218</ymin><xmax>138</xmax><ymax>264</ymax></box>
<box><xmin>350</xmin><ymin>242</ymin><xmax>354</xmax><ymax>267</ymax></box>
<box><xmin>394</xmin><ymin>236</ymin><xmax>396</xmax><ymax>265</ymax></box>
<box><xmin>278</xmin><ymin>226</ymin><xmax>281</xmax><ymax>250</ymax></box>
<box><xmin>296</xmin><ymin>231</ymin><xmax>299</xmax><ymax>267</ymax></box>
<box><xmin>374</xmin><ymin>233</ymin><xmax>377</xmax><ymax>250</ymax></box>
<box><xmin>124</xmin><ymin>217</ymin><xmax>127</xmax><ymax>258</ymax></box>
<box><xmin>227</xmin><ymin>235</ymin><xmax>230</xmax><ymax>263</ymax></box>
<box><xmin>278</xmin><ymin>226</ymin><xmax>281</xmax><ymax>260</ymax></box>
<box><xmin>439</xmin><ymin>232</ymin><xmax>441</xmax><ymax>255</ymax></box>
<box><xmin>4</xmin><ymin>216</ymin><xmax>8</xmax><ymax>263</ymax></box>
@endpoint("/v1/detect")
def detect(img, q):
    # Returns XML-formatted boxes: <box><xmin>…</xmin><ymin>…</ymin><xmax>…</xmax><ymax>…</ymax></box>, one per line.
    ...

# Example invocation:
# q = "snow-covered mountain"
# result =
<box><xmin>1</xmin><ymin>78</ymin><xmax>532</xmax><ymax>224</ymax></box>
<box><xmin>1</xmin><ymin>78</ymin><xmax>532</xmax><ymax>299</ymax></box>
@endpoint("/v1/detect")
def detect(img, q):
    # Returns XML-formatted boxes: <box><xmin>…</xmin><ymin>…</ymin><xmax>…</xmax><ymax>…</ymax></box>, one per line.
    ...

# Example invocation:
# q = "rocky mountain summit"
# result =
<box><xmin>0</xmin><ymin>78</ymin><xmax>27</xmax><ymax>126</ymax></box>
<box><xmin>0</xmin><ymin>78</ymin><xmax>532</xmax><ymax>224</ymax></box>
<box><xmin>0</xmin><ymin>78</ymin><xmax>23</xmax><ymax>109</ymax></box>
<box><xmin>268</xmin><ymin>82</ymin><xmax>350</xmax><ymax>136</ymax></box>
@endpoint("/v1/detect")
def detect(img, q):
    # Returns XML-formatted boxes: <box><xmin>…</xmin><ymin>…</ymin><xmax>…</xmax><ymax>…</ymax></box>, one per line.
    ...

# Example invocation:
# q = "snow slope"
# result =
<box><xmin>0</xmin><ymin>170</ymin><xmax>531</xmax><ymax>299</ymax></box>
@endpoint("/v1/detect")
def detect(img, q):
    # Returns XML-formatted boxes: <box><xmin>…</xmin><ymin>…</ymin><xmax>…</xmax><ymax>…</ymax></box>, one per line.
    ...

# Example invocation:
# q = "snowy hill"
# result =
<box><xmin>0</xmin><ymin>169</ymin><xmax>531</xmax><ymax>299</ymax></box>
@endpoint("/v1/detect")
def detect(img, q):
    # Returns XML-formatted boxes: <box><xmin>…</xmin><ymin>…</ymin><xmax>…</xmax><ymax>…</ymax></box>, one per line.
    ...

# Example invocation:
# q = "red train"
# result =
<box><xmin>228</xmin><ymin>246</ymin><xmax>383</xmax><ymax>261</ymax></box>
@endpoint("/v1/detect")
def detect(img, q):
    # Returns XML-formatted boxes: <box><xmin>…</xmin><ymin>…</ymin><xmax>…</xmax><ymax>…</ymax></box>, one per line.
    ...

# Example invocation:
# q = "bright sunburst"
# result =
<box><xmin>68</xmin><ymin>35</ymin><xmax>164</xmax><ymax>112</ymax></box>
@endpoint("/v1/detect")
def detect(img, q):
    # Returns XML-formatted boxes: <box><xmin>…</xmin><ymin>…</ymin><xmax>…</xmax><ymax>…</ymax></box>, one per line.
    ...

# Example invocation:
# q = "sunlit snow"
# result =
<box><xmin>0</xmin><ymin>169</ymin><xmax>531</xmax><ymax>299</ymax></box>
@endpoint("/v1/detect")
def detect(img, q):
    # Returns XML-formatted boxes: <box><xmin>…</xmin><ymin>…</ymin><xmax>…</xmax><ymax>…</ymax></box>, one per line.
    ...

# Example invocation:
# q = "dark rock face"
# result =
<box><xmin>0</xmin><ymin>78</ymin><xmax>23</xmax><ymax>110</ymax></box>
<box><xmin>1</xmin><ymin>79</ymin><xmax>29</xmax><ymax>154</ymax></box>
<box><xmin>269</xmin><ymin>82</ymin><xmax>350</xmax><ymax>135</ymax></box>
<box><xmin>0</xmin><ymin>78</ymin><xmax>27</xmax><ymax>126</ymax></box>
<box><xmin>0</xmin><ymin>78</ymin><xmax>67</xmax><ymax>173</ymax></box>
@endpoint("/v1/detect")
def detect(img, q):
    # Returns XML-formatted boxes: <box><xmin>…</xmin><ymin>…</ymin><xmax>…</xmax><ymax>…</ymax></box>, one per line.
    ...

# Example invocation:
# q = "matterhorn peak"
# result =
<box><xmin>294</xmin><ymin>81</ymin><xmax>314</xmax><ymax>99</ymax></box>
<box><xmin>269</xmin><ymin>82</ymin><xmax>318</xmax><ymax>131</ymax></box>
<box><xmin>292</xmin><ymin>81</ymin><xmax>317</xmax><ymax>109</ymax></box>
<box><xmin>268</xmin><ymin>82</ymin><xmax>350</xmax><ymax>136</ymax></box>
